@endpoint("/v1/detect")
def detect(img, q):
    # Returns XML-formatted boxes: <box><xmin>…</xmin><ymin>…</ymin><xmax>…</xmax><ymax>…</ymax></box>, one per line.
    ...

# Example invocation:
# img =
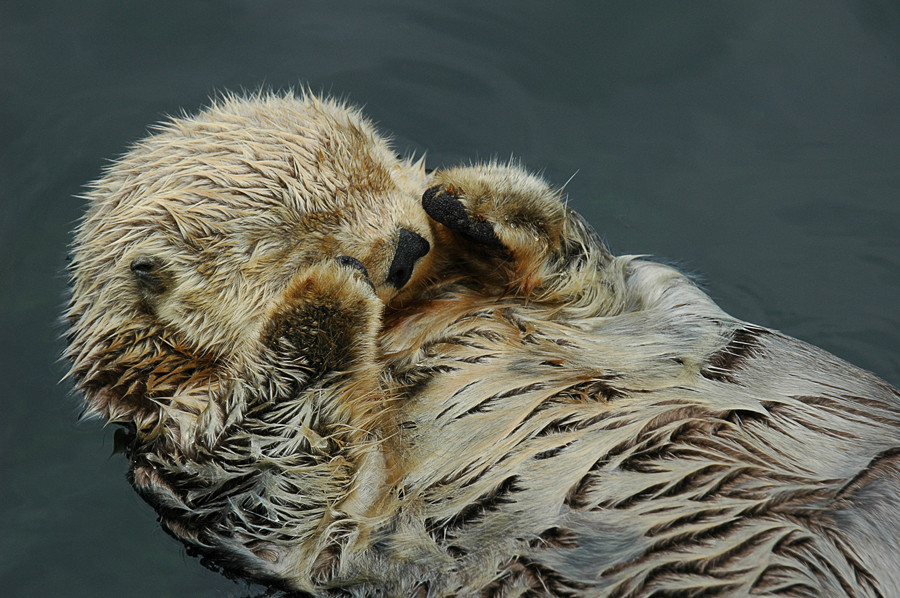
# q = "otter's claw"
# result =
<box><xmin>336</xmin><ymin>255</ymin><xmax>376</xmax><ymax>292</ymax></box>
<box><xmin>422</xmin><ymin>186</ymin><xmax>504</xmax><ymax>248</ymax></box>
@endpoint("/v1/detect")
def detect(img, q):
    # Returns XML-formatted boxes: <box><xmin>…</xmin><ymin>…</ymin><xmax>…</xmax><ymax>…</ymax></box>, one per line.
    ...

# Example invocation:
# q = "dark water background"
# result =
<box><xmin>2</xmin><ymin>1</ymin><xmax>899</xmax><ymax>596</ymax></box>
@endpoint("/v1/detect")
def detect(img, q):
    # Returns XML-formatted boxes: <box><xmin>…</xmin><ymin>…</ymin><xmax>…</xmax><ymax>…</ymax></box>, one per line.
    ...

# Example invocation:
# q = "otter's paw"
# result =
<box><xmin>423</xmin><ymin>163</ymin><xmax>566</xmax><ymax>264</ymax></box>
<box><xmin>263</xmin><ymin>256</ymin><xmax>382</xmax><ymax>378</ymax></box>
<box><xmin>336</xmin><ymin>255</ymin><xmax>377</xmax><ymax>292</ymax></box>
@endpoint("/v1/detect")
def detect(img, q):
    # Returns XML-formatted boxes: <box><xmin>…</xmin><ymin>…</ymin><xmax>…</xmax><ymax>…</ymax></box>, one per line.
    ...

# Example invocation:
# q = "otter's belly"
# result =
<box><xmin>376</xmin><ymin>289</ymin><xmax>900</xmax><ymax>596</ymax></box>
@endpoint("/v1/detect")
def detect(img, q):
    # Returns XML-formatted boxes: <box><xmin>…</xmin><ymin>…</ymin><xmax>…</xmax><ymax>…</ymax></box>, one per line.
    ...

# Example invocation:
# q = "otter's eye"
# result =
<box><xmin>130</xmin><ymin>256</ymin><xmax>166</xmax><ymax>294</ymax></box>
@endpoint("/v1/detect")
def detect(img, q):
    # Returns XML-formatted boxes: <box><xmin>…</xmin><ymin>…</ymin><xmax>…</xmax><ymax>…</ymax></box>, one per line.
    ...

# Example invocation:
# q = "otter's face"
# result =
<box><xmin>65</xmin><ymin>93</ymin><xmax>434</xmax><ymax>431</ymax></box>
<box><xmin>326</xmin><ymin>183</ymin><xmax>436</xmax><ymax>307</ymax></box>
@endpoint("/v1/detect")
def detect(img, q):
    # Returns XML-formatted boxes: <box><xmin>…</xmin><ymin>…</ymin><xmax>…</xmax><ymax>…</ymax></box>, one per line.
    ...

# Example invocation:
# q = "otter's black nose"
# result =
<box><xmin>386</xmin><ymin>228</ymin><xmax>430</xmax><ymax>289</ymax></box>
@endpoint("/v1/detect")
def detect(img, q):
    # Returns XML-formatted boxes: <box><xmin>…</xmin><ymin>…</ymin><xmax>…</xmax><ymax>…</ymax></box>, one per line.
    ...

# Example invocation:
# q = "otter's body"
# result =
<box><xmin>65</xmin><ymin>93</ymin><xmax>900</xmax><ymax>596</ymax></box>
<box><xmin>375</xmin><ymin>262</ymin><xmax>900</xmax><ymax>597</ymax></box>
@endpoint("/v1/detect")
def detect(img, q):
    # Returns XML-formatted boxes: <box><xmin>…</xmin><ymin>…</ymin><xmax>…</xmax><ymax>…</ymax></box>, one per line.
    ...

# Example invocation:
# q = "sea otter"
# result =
<box><xmin>65</xmin><ymin>92</ymin><xmax>900</xmax><ymax>596</ymax></box>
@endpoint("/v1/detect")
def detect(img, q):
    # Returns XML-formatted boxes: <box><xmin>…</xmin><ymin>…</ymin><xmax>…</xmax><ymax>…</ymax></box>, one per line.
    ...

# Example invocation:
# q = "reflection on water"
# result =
<box><xmin>2</xmin><ymin>1</ymin><xmax>898</xmax><ymax>596</ymax></box>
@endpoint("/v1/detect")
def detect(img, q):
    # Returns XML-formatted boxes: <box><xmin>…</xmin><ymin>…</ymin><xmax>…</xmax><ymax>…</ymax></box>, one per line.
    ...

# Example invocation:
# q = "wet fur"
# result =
<box><xmin>65</xmin><ymin>93</ymin><xmax>900</xmax><ymax>596</ymax></box>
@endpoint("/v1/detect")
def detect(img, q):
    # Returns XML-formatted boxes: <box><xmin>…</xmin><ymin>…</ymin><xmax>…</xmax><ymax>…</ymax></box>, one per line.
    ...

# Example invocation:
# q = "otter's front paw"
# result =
<box><xmin>263</xmin><ymin>257</ymin><xmax>382</xmax><ymax>379</ymax></box>
<box><xmin>424</xmin><ymin>163</ymin><xmax>566</xmax><ymax>256</ymax></box>
<box><xmin>422</xmin><ymin>184</ymin><xmax>506</xmax><ymax>250</ymax></box>
<box><xmin>423</xmin><ymin>163</ymin><xmax>566</xmax><ymax>290</ymax></box>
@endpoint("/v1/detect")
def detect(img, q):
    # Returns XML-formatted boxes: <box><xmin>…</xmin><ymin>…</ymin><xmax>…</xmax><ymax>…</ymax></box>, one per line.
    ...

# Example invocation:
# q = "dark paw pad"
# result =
<box><xmin>422</xmin><ymin>186</ymin><xmax>503</xmax><ymax>248</ymax></box>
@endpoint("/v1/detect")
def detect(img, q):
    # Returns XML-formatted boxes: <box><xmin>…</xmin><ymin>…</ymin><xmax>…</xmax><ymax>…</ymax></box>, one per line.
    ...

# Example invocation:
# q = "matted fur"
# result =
<box><xmin>65</xmin><ymin>93</ymin><xmax>900</xmax><ymax>596</ymax></box>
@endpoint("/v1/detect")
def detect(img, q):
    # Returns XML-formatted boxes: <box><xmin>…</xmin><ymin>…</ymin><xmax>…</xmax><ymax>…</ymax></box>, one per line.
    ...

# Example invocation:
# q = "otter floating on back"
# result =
<box><xmin>65</xmin><ymin>92</ymin><xmax>900</xmax><ymax>597</ymax></box>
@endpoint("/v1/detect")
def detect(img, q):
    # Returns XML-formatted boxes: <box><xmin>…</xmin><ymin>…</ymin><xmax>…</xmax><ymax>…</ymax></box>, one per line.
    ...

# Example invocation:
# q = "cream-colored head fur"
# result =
<box><xmin>65</xmin><ymin>91</ymin><xmax>432</xmax><ymax>436</ymax></box>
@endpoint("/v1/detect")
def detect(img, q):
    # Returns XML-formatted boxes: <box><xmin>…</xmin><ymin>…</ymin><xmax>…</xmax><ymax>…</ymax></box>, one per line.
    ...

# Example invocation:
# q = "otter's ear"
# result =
<box><xmin>130</xmin><ymin>256</ymin><xmax>168</xmax><ymax>295</ymax></box>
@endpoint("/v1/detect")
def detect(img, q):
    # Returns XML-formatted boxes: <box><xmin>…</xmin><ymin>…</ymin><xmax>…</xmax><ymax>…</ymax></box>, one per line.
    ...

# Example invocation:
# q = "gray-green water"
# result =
<box><xmin>2</xmin><ymin>1</ymin><xmax>898</xmax><ymax>596</ymax></box>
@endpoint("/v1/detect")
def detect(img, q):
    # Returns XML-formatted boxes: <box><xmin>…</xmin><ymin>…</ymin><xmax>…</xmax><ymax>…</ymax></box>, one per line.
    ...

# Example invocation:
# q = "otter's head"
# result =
<box><xmin>64</xmin><ymin>92</ymin><xmax>434</xmax><ymax>437</ymax></box>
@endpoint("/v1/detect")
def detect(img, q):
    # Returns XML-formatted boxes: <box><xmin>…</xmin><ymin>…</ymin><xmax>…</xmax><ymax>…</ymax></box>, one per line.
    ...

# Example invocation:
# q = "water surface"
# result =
<box><xmin>2</xmin><ymin>1</ymin><xmax>898</xmax><ymax>596</ymax></box>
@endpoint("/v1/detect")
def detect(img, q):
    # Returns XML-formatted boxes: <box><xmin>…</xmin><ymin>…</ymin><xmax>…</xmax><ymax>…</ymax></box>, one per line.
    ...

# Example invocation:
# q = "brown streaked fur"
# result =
<box><xmin>66</xmin><ymin>93</ymin><xmax>900</xmax><ymax>596</ymax></box>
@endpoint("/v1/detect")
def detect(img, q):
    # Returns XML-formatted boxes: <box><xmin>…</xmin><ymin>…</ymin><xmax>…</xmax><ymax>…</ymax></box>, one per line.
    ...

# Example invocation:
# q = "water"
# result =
<box><xmin>2</xmin><ymin>1</ymin><xmax>898</xmax><ymax>596</ymax></box>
